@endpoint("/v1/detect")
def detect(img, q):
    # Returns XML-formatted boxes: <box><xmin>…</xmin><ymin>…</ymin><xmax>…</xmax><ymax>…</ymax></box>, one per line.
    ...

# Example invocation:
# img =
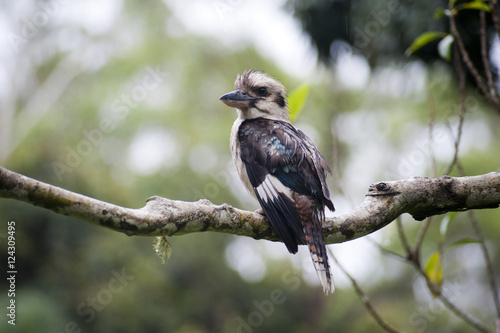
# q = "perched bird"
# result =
<box><xmin>219</xmin><ymin>69</ymin><xmax>335</xmax><ymax>294</ymax></box>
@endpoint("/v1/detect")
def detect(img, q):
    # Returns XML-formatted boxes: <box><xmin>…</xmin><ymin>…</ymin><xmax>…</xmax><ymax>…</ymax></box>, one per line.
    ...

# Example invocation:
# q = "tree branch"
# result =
<box><xmin>449</xmin><ymin>1</ymin><xmax>500</xmax><ymax>114</ymax></box>
<box><xmin>0</xmin><ymin>166</ymin><xmax>499</xmax><ymax>244</ymax></box>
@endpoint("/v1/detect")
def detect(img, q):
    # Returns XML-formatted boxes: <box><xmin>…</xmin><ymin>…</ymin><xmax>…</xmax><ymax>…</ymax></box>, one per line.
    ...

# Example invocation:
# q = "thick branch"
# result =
<box><xmin>0</xmin><ymin>166</ymin><xmax>499</xmax><ymax>244</ymax></box>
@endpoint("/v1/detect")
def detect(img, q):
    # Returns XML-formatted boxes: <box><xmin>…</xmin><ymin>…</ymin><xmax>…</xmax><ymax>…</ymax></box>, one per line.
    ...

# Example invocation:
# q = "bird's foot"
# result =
<box><xmin>255</xmin><ymin>208</ymin><xmax>265</xmax><ymax>216</ymax></box>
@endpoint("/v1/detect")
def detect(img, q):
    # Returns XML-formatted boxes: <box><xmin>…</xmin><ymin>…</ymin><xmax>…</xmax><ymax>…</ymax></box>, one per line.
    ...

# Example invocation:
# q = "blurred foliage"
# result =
<box><xmin>0</xmin><ymin>0</ymin><xmax>499</xmax><ymax>333</ymax></box>
<box><xmin>288</xmin><ymin>83</ymin><xmax>310</xmax><ymax>123</ymax></box>
<box><xmin>287</xmin><ymin>0</ymin><xmax>499</xmax><ymax>89</ymax></box>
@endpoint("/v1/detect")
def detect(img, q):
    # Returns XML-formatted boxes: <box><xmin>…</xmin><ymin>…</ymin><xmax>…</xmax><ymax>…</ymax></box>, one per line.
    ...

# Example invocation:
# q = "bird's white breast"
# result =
<box><xmin>230</xmin><ymin>114</ymin><xmax>294</xmax><ymax>201</ymax></box>
<box><xmin>230</xmin><ymin>116</ymin><xmax>255</xmax><ymax>196</ymax></box>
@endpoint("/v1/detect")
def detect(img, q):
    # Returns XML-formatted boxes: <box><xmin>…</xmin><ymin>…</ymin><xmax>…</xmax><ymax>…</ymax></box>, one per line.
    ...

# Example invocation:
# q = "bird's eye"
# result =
<box><xmin>256</xmin><ymin>87</ymin><xmax>268</xmax><ymax>97</ymax></box>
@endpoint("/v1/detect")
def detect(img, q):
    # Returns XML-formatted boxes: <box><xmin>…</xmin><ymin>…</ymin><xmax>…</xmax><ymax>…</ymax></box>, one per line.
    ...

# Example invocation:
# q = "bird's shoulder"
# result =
<box><xmin>237</xmin><ymin>118</ymin><xmax>310</xmax><ymax>162</ymax></box>
<box><xmin>237</xmin><ymin>117</ymin><xmax>333</xmax><ymax>207</ymax></box>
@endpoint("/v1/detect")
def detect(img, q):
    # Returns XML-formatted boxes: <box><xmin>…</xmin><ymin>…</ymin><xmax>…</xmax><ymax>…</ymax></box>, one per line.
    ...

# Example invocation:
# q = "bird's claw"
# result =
<box><xmin>255</xmin><ymin>208</ymin><xmax>265</xmax><ymax>216</ymax></box>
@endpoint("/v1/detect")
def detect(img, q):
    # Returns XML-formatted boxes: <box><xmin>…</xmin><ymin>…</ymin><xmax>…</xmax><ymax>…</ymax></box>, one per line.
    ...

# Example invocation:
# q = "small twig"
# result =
<box><xmin>404</xmin><ymin>217</ymin><xmax>493</xmax><ymax>333</ymax></box>
<box><xmin>329</xmin><ymin>248</ymin><xmax>401</xmax><ymax>333</ymax></box>
<box><xmin>449</xmin><ymin>1</ymin><xmax>500</xmax><ymax>113</ymax></box>
<box><xmin>329</xmin><ymin>114</ymin><xmax>344</xmax><ymax>195</ymax></box>
<box><xmin>447</xmin><ymin>72</ymin><xmax>500</xmax><ymax>329</ymax></box>
<box><xmin>396</xmin><ymin>217</ymin><xmax>413</xmax><ymax>259</ymax></box>
<box><xmin>487</xmin><ymin>0</ymin><xmax>500</xmax><ymax>41</ymax></box>
<box><xmin>427</xmin><ymin>90</ymin><xmax>437</xmax><ymax>178</ymax></box>
<box><xmin>443</xmin><ymin>43</ymin><xmax>467</xmax><ymax>176</ymax></box>
<box><xmin>480</xmin><ymin>8</ymin><xmax>496</xmax><ymax>95</ymax></box>
<box><xmin>368</xmin><ymin>238</ymin><xmax>407</xmax><ymax>262</ymax></box>
<box><xmin>399</xmin><ymin>216</ymin><xmax>493</xmax><ymax>332</ymax></box>
<box><xmin>455</xmin><ymin>155</ymin><xmax>466</xmax><ymax>178</ymax></box>
<box><xmin>414</xmin><ymin>90</ymin><xmax>438</xmax><ymax>266</ymax></box>
<box><xmin>413</xmin><ymin>263</ymin><xmax>493</xmax><ymax>333</ymax></box>
<box><xmin>467</xmin><ymin>211</ymin><xmax>500</xmax><ymax>331</ymax></box>
<box><xmin>414</xmin><ymin>217</ymin><xmax>432</xmax><ymax>256</ymax></box>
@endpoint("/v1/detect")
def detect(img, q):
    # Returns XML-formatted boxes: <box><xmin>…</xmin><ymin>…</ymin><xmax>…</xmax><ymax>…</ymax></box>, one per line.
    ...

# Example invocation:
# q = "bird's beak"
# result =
<box><xmin>219</xmin><ymin>90</ymin><xmax>259</xmax><ymax>108</ymax></box>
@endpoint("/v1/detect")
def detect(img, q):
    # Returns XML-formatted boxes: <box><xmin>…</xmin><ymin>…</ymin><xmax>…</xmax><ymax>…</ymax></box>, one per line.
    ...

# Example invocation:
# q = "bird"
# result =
<box><xmin>219</xmin><ymin>69</ymin><xmax>335</xmax><ymax>294</ymax></box>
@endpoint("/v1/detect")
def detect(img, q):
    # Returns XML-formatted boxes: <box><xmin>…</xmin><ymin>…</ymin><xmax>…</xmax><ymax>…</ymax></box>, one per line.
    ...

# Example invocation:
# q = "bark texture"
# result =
<box><xmin>0</xmin><ymin>166</ymin><xmax>499</xmax><ymax>244</ymax></box>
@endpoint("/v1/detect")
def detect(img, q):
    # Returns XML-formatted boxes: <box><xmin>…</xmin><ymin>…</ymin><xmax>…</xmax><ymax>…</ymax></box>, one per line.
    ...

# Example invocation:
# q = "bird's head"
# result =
<box><xmin>220</xmin><ymin>70</ymin><xmax>289</xmax><ymax>121</ymax></box>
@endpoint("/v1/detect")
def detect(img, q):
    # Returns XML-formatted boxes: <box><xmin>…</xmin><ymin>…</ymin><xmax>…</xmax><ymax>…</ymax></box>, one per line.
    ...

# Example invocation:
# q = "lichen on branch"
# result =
<box><xmin>0</xmin><ymin>166</ymin><xmax>499</xmax><ymax>245</ymax></box>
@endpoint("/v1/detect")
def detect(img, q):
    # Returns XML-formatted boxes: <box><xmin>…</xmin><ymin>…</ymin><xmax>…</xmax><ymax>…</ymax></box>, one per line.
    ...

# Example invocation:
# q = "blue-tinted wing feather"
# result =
<box><xmin>239</xmin><ymin>118</ymin><xmax>333</xmax><ymax>210</ymax></box>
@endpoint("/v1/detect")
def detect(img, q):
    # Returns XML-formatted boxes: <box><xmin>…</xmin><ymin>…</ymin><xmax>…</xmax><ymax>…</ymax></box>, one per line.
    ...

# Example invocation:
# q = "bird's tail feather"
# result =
<box><xmin>293</xmin><ymin>194</ymin><xmax>334</xmax><ymax>295</ymax></box>
<box><xmin>303</xmin><ymin>217</ymin><xmax>334</xmax><ymax>295</ymax></box>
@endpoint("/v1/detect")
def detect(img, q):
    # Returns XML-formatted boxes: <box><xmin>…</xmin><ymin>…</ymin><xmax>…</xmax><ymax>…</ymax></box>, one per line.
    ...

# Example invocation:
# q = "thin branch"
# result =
<box><xmin>443</xmin><ymin>43</ymin><xmax>467</xmax><ymax>176</ymax></box>
<box><xmin>329</xmin><ymin>249</ymin><xmax>401</xmax><ymax>333</ymax></box>
<box><xmin>468</xmin><ymin>210</ymin><xmax>500</xmax><ymax>330</ymax></box>
<box><xmin>368</xmin><ymin>238</ymin><xmax>407</xmax><ymax>262</ymax></box>
<box><xmin>414</xmin><ymin>217</ymin><xmax>432</xmax><ymax>257</ymax></box>
<box><xmin>449</xmin><ymin>2</ymin><xmax>500</xmax><ymax>113</ymax></box>
<box><xmin>427</xmin><ymin>90</ymin><xmax>437</xmax><ymax>178</ymax></box>
<box><xmin>6</xmin><ymin>56</ymin><xmax>81</xmax><ymax>161</ymax></box>
<box><xmin>409</xmin><ymin>93</ymin><xmax>439</xmax><ymax>261</ymax></box>
<box><xmin>449</xmin><ymin>32</ymin><xmax>500</xmax><ymax>330</ymax></box>
<box><xmin>399</xmin><ymin>214</ymin><xmax>492</xmax><ymax>331</ymax></box>
<box><xmin>413</xmin><ymin>262</ymin><xmax>493</xmax><ymax>333</ymax></box>
<box><xmin>393</xmin><ymin>213</ymin><xmax>492</xmax><ymax>332</ymax></box>
<box><xmin>480</xmin><ymin>8</ymin><xmax>496</xmax><ymax>95</ymax></box>
<box><xmin>488</xmin><ymin>0</ymin><xmax>500</xmax><ymax>42</ymax></box>
<box><xmin>396</xmin><ymin>217</ymin><xmax>412</xmax><ymax>256</ymax></box>
<box><xmin>0</xmin><ymin>166</ymin><xmax>499</xmax><ymax>244</ymax></box>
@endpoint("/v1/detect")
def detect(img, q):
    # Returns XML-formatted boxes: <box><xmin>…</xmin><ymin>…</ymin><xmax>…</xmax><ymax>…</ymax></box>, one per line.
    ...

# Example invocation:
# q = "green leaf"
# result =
<box><xmin>405</xmin><ymin>31</ymin><xmax>448</xmax><ymax>57</ymax></box>
<box><xmin>444</xmin><ymin>237</ymin><xmax>480</xmax><ymax>253</ymax></box>
<box><xmin>288</xmin><ymin>84</ymin><xmax>309</xmax><ymax>123</ymax></box>
<box><xmin>455</xmin><ymin>0</ymin><xmax>490</xmax><ymax>12</ymax></box>
<box><xmin>447</xmin><ymin>237</ymin><xmax>480</xmax><ymax>248</ymax></box>
<box><xmin>425</xmin><ymin>252</ymin><xmax>443</xmax><ymax>293</ymax></box>
<box><xmin>438</xmin><ymin>34</ymin><xmax>454</xmax><ymax>61</ymax></box>
<box><xmin>434</xmin><ymin>8</ymin><xmax>448</xmax><ymax>19</ymax></box>
<box><xmin>439</xmin><ymin>212</ymin><xmax>457</xmax><ymax>239</ymax></box>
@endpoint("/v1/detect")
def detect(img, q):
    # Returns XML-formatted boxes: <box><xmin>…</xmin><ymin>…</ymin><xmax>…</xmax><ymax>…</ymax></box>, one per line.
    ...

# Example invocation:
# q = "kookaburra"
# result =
<box><xmin>220</xmin><ymin>69</ymin><xmax>335</xmax><ymax>294</ymax></box>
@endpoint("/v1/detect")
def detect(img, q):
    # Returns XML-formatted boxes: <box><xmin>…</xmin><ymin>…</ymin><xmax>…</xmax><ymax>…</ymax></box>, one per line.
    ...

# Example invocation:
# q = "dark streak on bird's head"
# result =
<box><xmin>220</xmin><ymin>69</ymin><xmax>289</xmax><ymax>122</ymax></box>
